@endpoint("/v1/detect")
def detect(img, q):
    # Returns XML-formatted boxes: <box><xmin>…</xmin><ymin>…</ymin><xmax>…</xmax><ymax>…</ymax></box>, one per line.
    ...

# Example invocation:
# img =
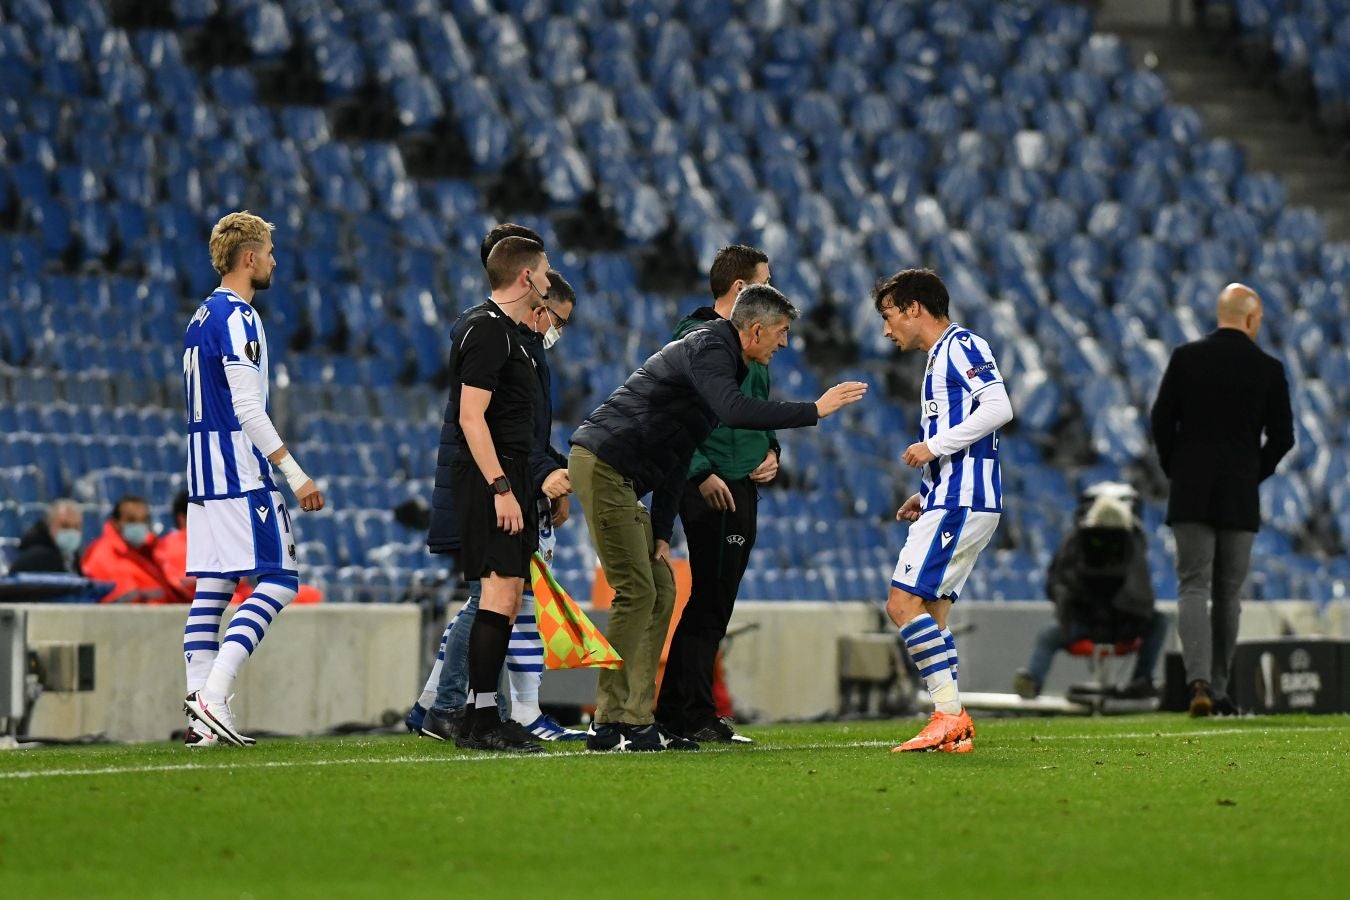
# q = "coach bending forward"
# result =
<box><xmin>569</xmin><ymin>284</ymin><xmax>866</xmax><ymax>752</ymax></box>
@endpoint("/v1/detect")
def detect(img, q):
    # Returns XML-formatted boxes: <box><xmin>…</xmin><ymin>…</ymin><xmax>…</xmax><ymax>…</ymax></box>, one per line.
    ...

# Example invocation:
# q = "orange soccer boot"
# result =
<box><xmin>891</xmin><ymin>709</ymin><xmax>972</xmax><ymax>753</ymax></box>
<box><xmin>939</xmin><ymin>709</ymin><xmax>976</xmax><ymax>753</ymax></box>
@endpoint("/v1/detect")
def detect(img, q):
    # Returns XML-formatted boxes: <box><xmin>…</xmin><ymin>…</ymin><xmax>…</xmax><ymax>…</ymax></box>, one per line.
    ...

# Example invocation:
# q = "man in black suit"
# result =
<box><xmin>1150</xmin><ymin>283</ymin><xmax>1294</xmax><ymax>717</ymax></box>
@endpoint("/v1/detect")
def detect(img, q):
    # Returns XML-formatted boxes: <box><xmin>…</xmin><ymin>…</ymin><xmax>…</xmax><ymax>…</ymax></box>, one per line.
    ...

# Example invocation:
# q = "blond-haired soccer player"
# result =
<box><xmin>180</xmin><ymin>211</ymin><xmax>325</xmax><ymax>747</ymax></box>
<box><xmin>875</xmin><ymin>268</ymin><xmax>1013</xmax><ymax>753</ymax></box>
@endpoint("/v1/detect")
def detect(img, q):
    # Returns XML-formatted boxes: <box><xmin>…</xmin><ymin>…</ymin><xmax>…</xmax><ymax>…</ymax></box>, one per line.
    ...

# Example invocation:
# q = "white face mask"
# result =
<box><xmin>120</xmin><ymin>523</ymin><xmax>151</xmax><ymax>548</ymax></box>
<box><xmin>54</xmin><ymin>527</ymin><xmax>82</xmax><ymax>555</ymax></box>
<box><xmin>535</xmin><ymin>306</ymin><xmax>562</xmax><ymax>349</ymax></box>
<box><xmin>541</xmin><ymin>321</ymin><xmax>561</xmax><ymax>349</ymax></box>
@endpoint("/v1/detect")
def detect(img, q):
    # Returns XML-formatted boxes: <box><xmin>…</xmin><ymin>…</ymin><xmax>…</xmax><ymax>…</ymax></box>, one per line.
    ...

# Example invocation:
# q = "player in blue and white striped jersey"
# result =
<box><xmin>874</xmin><ymin>269</ymin><xmax>1014</xmax><ymax>754</ymax></box>
<box><xmin>180</xmin><ymin>211</ymin><xmax>325</xmax><ymax>748</ymax></box>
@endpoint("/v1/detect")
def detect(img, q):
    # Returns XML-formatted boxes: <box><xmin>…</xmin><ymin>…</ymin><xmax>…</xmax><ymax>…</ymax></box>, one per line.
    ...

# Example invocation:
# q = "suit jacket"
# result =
<box><xmin>1149</xmin><ymin>328</ymin><xmax>1294</xmax><ymax>531</ymax></box>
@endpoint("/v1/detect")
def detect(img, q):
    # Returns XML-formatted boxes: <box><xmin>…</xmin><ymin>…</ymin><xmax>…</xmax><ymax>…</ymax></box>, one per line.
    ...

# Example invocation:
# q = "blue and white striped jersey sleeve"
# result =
<box><xmin>222</xmin><ymin>303</ymin><xmax>264</xmax><ymax>371</ymax></box>
<box><xmin>950</xmin><ymin>332</ymin><xmax>1003</xmax><ymax>394</ymax></box>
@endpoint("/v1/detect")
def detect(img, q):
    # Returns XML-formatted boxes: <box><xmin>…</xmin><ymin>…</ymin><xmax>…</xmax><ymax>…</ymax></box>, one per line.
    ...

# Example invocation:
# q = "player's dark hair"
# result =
<box><xmin>480</xmin><ymin>223</ymin><xmax>544</xmax><ymax>269</ymax></box>
<box><xmin>110</xmin><ymin>494</ymin><xmax>148</xmax><ymax>521</ymax></box>
<box><xmin>730</xmin><ymin>283</ymin><xmax>798</xmax><ymax>330</ymax></box>
<box><xmin>485</xmin><ymin>237</ymin><xmax>546</xmax><ymax>290</ymax></box>
<box><xmin>709</xmin><ymin>244</ymin><xmax>769</xmax><ymax>300</ymax></box>
<box><xmin>873</xmin><ymin>268</ymin><xmax>950</xmax><ymax>320</ymax></box>
<box><xmin>546</xmin><ymin>270</ymin><xmax>576</xmax><ymax>308</ymax></box>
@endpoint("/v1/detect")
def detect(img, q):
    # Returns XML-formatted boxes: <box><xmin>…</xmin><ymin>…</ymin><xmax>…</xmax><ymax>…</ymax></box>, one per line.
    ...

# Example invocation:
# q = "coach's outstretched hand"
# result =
<box><xmin>815</xmin><ymin>381</ymin><xmax>868</xmax><ymax>418</ymax></box>
<box><xmin>297</xmin><ymin>481</ymin><xmax>325</xmax><ymax>512</ymax></box>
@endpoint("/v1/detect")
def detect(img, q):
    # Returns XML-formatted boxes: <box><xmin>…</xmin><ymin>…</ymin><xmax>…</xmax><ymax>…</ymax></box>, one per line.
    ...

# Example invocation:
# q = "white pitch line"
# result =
<box><xmin>1024</xmin><ymin>725</ymin><xmax>1345</xmax><ymax>741</ymax></box>
<box><xmin>0</xmin><ymin>740</ymin><xmax>889</xmax><ymax>780</ymax></box>
<box><xmin>0</xmin><ymin>726</ymin><xmax>1341</xmax><ymax>780</ymax></box>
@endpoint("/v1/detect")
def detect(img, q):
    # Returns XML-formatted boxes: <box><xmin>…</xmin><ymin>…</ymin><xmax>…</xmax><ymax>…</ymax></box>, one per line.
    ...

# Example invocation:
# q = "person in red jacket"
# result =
<box><xmin>82</xmin><ymin>495</ymin><xmax>191</xmax><ymax>604</ymax></box>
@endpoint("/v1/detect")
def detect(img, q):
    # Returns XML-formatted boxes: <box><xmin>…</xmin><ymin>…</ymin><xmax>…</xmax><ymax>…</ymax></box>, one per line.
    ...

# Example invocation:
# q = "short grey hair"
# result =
<box><xmin>47</xmin><ymin>498</ymin><xmax>82</xmax><ymax>523</ymax></box>
<box><xmin>729</xmin><ymin>283</ymin><xmax>798</xmax><ymax>331</ymax></box>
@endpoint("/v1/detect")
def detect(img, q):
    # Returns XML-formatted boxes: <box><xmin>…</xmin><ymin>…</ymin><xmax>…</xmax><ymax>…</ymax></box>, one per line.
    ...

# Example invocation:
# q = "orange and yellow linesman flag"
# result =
<box><xmin>530</xmin><ymin>553</ymin><xmax>623</xmax><ymax>670</ymax></box>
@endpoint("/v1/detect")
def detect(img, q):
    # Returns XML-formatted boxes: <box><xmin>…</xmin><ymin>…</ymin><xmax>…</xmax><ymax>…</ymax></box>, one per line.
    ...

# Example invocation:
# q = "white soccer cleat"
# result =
<box><xmin>184</xmin><ymin>692</ymin><xmax>254</xmax><ymax>748</ymax></box>
<box><xmin>184</xmin><ymin>718</ymin><xmax>219</xmax><ymax>749</ymax></box>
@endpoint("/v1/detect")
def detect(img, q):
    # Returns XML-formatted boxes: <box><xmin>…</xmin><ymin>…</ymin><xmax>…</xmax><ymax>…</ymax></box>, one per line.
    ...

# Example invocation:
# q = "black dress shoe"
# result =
<box><xmin>686</xmin><ymin>718</ymin><xmax>752</xmax><ymax>745</ymax></box>
<box><xmin>1211</xmin><ymin>696</ymin><xmax>1243</xmax><ymax>717</ymax></box>
<box><xmin>457</xmin><ymin>721</ymin><xmax>544</xmax><ymax>753</ymax></box>
<box><xmin>420</xmin><ymin>707</ymin><xmax>466</xmax><ymax>742</ymax></box>
<box><xmin>1188</xmin><ymin>680</ymin><xmax>1213</xmax><ymax>717</ymax></box>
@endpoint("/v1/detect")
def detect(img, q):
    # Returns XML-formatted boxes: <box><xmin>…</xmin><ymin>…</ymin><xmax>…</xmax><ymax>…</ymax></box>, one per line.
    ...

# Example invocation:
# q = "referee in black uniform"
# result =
<box><xmin>449</xmin><ymin>235</ymin><xmax>552</xmax><ymax>752</ymax></box>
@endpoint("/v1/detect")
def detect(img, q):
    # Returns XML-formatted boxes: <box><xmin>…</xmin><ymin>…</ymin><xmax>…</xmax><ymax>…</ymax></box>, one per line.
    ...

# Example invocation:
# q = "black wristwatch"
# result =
<box><xmin>488</xmin><ymin>475</ymin><xmax>512</xmax><ymax>496</ymax></box>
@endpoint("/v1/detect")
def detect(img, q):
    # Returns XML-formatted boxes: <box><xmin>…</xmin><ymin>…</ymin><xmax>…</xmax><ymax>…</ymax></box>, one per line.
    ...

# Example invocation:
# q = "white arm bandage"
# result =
<box><xmin>926</xmin><ymin>382</ymin><xmax>1014</xmax><ymax>457</ymax></box>
<box><xmin>274</xmin><ymin>452</ymin><xmax>312</xmax><ymax>492</ymax></box>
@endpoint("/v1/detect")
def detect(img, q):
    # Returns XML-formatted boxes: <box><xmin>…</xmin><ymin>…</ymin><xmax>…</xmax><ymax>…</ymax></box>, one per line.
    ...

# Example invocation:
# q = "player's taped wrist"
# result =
<box><xmin>275</xmin><ymin>454</ymin><xmax>311</xmax><ymax>492</ymax></box>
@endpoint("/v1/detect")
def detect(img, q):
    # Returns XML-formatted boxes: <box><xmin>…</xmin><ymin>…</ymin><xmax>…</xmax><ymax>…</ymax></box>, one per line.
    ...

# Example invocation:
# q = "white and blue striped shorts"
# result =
<box><xmin>186</xmin><ymin>488</ymin><xmax>299</xmax><ymax>579</ymax></box>
<box><xmin>891</xmin><ymin>507</ymin><xmax>1000</xmax><ymax>603</ymax></box>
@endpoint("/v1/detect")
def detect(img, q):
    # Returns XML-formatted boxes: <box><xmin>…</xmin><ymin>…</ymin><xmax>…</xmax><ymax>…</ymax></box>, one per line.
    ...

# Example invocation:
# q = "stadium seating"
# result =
<box><xmin>0</xmin><ymin>0</ymin><xmax>1346</xmax><ymax>607</ymax></box>
<box><xmin>1232</xmin><ymin>0</ymin><xmax>1350</xmax><ymax>132</ymax></box>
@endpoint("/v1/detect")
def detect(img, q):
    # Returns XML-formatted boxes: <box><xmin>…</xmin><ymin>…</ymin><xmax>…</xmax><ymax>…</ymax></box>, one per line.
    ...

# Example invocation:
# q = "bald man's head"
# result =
<box><xmin>1216</xmin><ymin>283</ymin><xmax>1263</xmax><ymax>341</ymax></box>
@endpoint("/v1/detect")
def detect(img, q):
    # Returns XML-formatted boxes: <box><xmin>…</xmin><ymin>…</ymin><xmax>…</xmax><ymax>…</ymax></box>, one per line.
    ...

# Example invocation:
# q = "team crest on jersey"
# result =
<box><xmin>726</xmin><ymin>534</ymin><xmax>746</xmax><ymax>546</ymax></box>
<box><xmin>245</xmin><ymin>340</ymin><xmax>261</xmax><ymax>363</ymax></box>
<box><xmin>288</xmin><ymin>543</ymin><xmax>297</xmax><ymax>562</ymax></box>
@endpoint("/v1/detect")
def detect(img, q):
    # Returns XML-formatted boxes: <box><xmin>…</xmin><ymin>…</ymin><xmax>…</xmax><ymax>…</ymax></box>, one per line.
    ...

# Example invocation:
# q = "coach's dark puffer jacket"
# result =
<box><xmin>569</xmin><ymin>318</ymin><xmax>818</xmax><ymax>542</ymax></box>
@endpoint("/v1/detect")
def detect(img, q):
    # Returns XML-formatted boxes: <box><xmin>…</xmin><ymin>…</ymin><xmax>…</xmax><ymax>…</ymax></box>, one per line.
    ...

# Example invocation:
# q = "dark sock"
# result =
<box><xmin>468</xmin><ymin>609</ymin><xmax>511</xmax><ymax>732</ymax></box>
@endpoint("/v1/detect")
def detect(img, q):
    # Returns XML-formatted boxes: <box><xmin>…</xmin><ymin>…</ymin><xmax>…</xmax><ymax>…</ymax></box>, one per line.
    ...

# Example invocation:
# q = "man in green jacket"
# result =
<box><xmin>657</xmin><ymin>245</ymin><xmax>777</xmax><ymax>744</ymax></box>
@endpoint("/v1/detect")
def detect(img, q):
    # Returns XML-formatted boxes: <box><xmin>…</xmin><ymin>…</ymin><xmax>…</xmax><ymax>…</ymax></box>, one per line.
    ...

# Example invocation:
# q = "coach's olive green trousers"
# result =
<box><xmin>568</xmin><ymin>446</ymin><xmax>676</xmax><ymax>725</ymax></box>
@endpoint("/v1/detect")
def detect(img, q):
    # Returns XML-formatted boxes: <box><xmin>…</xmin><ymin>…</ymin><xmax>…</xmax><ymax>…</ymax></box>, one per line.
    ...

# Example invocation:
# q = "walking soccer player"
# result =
<box><xmin>874</xmin><ymin>268</ymin><xmax>1013</xmax><ymax>753</ymax></box>
<box><xmin>181</xmin><ymin>211</ymin><xmax>325</xmax><ymax>748</ymax></box>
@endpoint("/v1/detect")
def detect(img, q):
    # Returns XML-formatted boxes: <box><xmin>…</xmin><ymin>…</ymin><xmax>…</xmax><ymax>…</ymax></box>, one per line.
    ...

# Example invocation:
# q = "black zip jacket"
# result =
<box><xmin>570</xmin><ymin>319</ymin><xmax>818</xmax><ymax>542</ymax></box>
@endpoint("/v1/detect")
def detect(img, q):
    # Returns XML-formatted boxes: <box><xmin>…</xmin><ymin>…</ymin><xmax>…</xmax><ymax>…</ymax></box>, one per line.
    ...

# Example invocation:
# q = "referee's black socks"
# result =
<box><xmin>468</xmin><ymin>608</ymin><xmax>512</xmax><ymax>733</ymax></box>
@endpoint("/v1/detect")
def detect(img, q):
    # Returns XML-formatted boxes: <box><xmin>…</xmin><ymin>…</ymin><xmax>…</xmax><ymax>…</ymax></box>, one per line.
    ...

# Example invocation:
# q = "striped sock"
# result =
<box><xmin>204</xmin><ymin>574</ymin><xmax>299</xmax><ymax>702</ymax></box>
<box><xmin>506</xmin><ymin>591</ymin><xmax>545</xmax><ymax>724</ymax></box>
<box><xmin>941</xmin><ymin>627</ymin><xmax>958</xmax><ymax>684</ymax></box>
<box><xmin>184</xmin><ymin>578</ymin><xmax>236</xmax><ymax>694</ymax></box>
<box><xmin>418</xmin><ymin>612</ymin><xmax>458</xmax><ymax>709</ymax></box>
<box><xmin>901</xmin><ymin>613</ymin><xmax>960</xmax><ymax>714</ymax></box>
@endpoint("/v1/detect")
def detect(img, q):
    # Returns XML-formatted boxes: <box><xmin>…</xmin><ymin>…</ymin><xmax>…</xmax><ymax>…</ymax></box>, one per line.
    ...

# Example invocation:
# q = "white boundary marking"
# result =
<box><xmin>0</xmin><ymin>726</ymin><xmax>1342</xmax><ymax>780</ymax></box>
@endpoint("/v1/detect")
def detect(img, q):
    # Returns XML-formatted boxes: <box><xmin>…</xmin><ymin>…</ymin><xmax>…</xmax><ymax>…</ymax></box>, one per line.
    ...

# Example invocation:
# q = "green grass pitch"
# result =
<box><xmin>2</xmin><ymin>715</ymin><xmax>1347</xmax><ymax>898</ymax></box>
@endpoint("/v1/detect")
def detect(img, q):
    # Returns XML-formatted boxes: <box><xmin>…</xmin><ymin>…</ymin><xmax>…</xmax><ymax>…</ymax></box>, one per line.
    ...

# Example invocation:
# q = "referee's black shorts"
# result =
<box><xmin>452</xmin><ymin>452</ymin><xmax>537</xmax><ymax>581</ymax></box>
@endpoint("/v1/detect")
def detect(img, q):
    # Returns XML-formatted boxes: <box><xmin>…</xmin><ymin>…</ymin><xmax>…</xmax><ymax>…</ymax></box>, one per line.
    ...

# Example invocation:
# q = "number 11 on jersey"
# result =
<box><xmin>183</xmin><ymin>346</ymin><xmax>203</xmax><ymax>423</ymax></box>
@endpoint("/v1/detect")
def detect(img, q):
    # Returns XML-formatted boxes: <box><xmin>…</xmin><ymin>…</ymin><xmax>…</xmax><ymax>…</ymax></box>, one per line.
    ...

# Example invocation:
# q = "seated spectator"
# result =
<box><xmin>153</xmin><ymin>491</ymin><xmax>196</xmax><ymax>600</ymax></box>
<box><xmin>1014</xmin><ymin>483</ymin><xmax>1169</xmax><ymax>699</ymax></box>
<box><xmin>11</xmin><ymin>499</ymin><xmax>85</xmax><ymax>575</ymax></box>
<box><xmin>82</xmin><ymin>495</ymin><xmax>191</xmax><ymax>604</ymax></box>
<box><xmin>156</xmin><ymin>490</ymin><xmax>323</xmax><ymax>605</ymax></box>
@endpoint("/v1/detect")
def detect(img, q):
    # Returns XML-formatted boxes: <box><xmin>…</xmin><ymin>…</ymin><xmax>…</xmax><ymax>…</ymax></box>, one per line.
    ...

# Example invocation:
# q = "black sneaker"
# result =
<box><xmin>457</xmin><ymin>720</ymin><xmax>544</xmax><ymax>754</ymax></box>
<box><xmin>1211</xmin><ymin>696</ymin><xmax>1243</xmax><ymax>717</ymax></box>
<box><xmin>685</xmin><ymin>718</ymin><xmax>749</xmax><ymax>745</ymax></box>
<box><xmin>420</xmin><ymin>707</ymin><xmax>466</xmax><ymax>742</ymax></box>
<box><xmin>586</xmin><ymin>722</ymin><xmax>663</xmax><ymax>752</ymax></box>
<box><xmin>643</xmin><ymin>723</ymin><xmax>699</xmax><ymax>751</ymax></box>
